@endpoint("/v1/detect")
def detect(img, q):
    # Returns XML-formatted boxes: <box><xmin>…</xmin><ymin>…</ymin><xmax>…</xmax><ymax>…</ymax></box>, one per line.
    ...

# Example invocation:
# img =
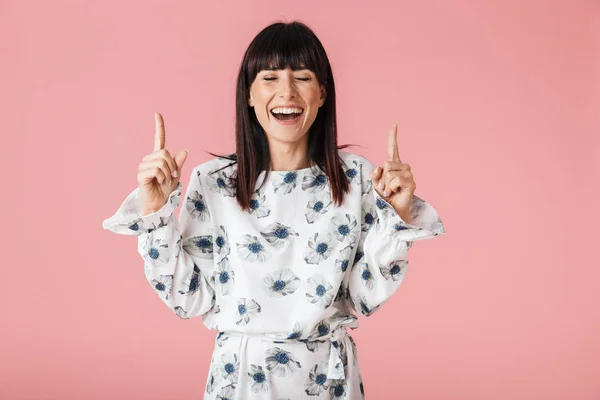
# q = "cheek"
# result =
<box><xmin>307</xmin><ymin>88</ymin><xmax>321</xmax><ymax>101</ymax></box>
<box><xmin>306</xmin><ymin>90</ymin><xmax>324</xmax><ymax>110</ymax></box>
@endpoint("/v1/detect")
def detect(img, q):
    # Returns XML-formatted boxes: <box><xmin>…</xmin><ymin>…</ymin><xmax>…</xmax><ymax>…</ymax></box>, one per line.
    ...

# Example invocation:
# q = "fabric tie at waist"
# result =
<box><xmin>218</xmin><ymin>327</ymin><xmax>349</xmax><ymax>380</ymax></box>
<box><xmin>323</xmin><ymin>327</ymin><xmax>347</xmax><ymax>380</ymax></box>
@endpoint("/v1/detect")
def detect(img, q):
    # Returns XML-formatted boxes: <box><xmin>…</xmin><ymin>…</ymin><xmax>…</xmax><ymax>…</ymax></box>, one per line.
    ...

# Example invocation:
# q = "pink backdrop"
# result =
<box><xmin>2</xmin><ymin>0</ymin><xmax>598</xmax><ymax>399</ymax></box>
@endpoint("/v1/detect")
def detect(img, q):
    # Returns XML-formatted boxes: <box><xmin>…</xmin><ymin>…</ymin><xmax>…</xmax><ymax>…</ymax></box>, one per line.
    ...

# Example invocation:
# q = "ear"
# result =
<box><xmin>319</xmin><ymin>86</ymin><xmax>326</xmax><ymax>107</ymax></box>
<box><xmin>248</xmin><ymin>95</ymin><xmax>254</xmax><ymax>107</ymax></box>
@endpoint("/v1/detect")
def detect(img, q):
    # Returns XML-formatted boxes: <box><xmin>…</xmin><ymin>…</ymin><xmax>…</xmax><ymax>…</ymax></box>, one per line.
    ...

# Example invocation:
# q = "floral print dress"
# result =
<box><xmin>102</xmin><ymin>150</ymin><xmax>445</xmax><ymax>399</ymax></box>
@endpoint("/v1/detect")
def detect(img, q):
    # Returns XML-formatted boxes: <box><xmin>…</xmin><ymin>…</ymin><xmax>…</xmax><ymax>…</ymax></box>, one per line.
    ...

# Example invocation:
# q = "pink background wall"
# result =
<box><xmin>2</xmin><ymin>0</ymin><xmax>598</xmax><ymax>398</ymax></box>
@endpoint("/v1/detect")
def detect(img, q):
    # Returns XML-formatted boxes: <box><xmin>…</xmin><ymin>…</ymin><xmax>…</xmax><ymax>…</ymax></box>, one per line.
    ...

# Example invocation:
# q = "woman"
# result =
<box><xmin>103</xmin><ymin>21</ymin><xmax>445</xmax><ymax>400</ymax></box>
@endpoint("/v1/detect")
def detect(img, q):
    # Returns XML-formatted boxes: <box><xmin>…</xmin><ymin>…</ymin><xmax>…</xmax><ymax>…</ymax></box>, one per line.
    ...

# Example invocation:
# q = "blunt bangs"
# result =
<box><xmin>244</xmin><ymin>23</ymin><xmax>328</xmax><ymax>86</ymax></box>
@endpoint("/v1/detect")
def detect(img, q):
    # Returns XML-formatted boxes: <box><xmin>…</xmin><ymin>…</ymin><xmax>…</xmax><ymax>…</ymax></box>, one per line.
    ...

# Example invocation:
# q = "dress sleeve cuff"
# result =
<box><xmin>372</xmin><ymin>189</ymin><xmax>446</xmax><ymax>242</ymax></box>
<box><xmin>102</xmin><ymin>182</ymin><xmax>182</xmax><ymax>236</ymax></box>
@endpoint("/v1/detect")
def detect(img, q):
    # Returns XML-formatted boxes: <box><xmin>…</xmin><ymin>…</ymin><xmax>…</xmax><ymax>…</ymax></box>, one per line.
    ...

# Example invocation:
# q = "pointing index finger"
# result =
<box><xmin>154</xmin><ymin>112</ymin><xmax>166</xmax><ymax>152</ymax></box>
<box><xmin>388</xmin><ymin>121</ymin><xmax>401</xmax><ymax>162</ymax></box>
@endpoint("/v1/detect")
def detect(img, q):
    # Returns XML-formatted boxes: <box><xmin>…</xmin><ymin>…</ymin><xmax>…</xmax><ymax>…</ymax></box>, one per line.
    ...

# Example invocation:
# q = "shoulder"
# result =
<box><xmin>337</xmin><ymin>149</ymin><xmax>376</xmax><ymax>172</ymax></box>
<box><xmin>191</xmin><ymin>154</ymin><xmax>238</xmax><ymax>178</ymax></box>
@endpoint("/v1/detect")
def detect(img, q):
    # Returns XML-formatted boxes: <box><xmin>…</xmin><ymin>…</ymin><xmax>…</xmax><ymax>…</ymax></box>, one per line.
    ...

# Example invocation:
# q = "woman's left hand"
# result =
<box><xmin>370</xmin><ymin>121</ymin><xmax>416</xmax><ymax>224</ymax></box>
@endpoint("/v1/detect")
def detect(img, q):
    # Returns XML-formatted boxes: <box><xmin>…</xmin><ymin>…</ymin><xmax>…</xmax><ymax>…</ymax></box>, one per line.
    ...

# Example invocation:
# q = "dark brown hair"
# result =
<box><xmin>208</xmin><ymin>20</ymin><xmax>356</xmax><ymax>211</ymax></box>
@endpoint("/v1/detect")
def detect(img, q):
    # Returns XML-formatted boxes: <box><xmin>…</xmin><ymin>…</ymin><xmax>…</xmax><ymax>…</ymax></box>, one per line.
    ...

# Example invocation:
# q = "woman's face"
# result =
<box><xmin>248</xmin><ymin>67</ymin><xmax>326</xmax><ymax>146</ymax></box>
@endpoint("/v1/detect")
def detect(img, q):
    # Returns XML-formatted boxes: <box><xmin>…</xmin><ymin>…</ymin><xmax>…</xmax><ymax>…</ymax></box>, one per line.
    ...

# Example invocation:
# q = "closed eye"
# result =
<box><xmin>263</xmin><ymin>77</ymin><xmax>311</xmax><ymax>81</ymax></box>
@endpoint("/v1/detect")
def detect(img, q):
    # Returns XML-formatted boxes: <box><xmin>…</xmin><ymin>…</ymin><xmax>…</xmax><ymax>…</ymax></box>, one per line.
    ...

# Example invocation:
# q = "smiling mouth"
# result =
<box><xmin>270</xmin><ymin>109</ymin><xmax>304</xmax><ymax>121</ymax></box>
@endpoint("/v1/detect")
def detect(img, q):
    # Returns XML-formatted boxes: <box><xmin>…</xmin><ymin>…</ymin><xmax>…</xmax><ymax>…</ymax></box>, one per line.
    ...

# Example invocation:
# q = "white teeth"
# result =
<box><xmin>271</xmin><ymin>107</ymin><xmax>303</xmax><ymax>114</ymax></box>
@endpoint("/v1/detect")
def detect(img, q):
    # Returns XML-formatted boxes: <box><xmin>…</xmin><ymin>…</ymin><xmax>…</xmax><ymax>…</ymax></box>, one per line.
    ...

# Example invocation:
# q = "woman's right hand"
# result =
<box><xmin>138</xmin><ymin>112</ymin><xmax>188</xmax><ymax>216</ymax></box>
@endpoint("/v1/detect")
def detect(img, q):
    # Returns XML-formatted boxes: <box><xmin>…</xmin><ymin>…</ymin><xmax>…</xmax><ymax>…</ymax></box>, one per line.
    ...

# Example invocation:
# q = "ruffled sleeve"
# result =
<box><xmin>101</xmin><ymin>169</ymin><xmax>216</xmax><ymax>319</ymax></box>
<box><xmin>346</xmin><ymin>157</ymin><xmax>445</xmax><ymax>316</ymax></box>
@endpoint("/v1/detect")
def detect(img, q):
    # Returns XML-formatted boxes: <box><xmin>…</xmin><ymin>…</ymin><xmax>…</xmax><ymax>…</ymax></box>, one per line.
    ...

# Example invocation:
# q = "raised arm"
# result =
<box><xmin>102</xmin><ymin>113</ymin><xmax>216</xmax><ymax>318</ymax></box>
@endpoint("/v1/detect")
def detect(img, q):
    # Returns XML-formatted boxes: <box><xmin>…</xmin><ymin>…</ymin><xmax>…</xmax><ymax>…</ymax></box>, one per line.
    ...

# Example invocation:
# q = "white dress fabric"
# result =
<box><xmin>102</xmin><ymin>150</ymin><xmax>445</xmax><ymax>399</ymax></box>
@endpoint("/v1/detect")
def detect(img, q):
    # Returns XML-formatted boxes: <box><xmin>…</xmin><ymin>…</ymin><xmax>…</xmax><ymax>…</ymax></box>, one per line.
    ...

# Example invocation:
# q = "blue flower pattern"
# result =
<box><xmin>102</xmin><ymin>150</ymin><xmax>445</xmax><ymax>398</ymax></box>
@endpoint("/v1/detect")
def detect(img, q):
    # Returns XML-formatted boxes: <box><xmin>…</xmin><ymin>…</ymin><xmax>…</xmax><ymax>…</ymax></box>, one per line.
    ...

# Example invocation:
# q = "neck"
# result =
<box><xmin>268</xmin><ymin>138</ymin><xmax>311</xmax><ymax>171</ymax></box>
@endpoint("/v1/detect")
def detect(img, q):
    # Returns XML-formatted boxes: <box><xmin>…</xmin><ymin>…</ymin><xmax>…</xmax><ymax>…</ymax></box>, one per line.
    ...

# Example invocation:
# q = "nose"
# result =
<box><xmin>277</xmin><ymin>75</ymin><xmax>297</xmax><ymax>99</ymax></box>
